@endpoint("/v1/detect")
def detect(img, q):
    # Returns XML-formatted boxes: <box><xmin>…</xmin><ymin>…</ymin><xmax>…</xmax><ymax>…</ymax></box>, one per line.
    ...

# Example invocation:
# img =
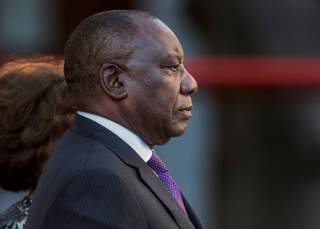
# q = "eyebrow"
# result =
<box><xmin>162</xmin><ymin>52</ymin><xmax>183</xmax><ymax>63</ymax></box>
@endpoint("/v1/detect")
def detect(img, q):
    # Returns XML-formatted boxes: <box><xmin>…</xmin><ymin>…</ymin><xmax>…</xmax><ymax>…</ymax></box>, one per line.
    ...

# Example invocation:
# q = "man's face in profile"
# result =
<box><xmin>123</xmin><ymin>18</ymin><xmax>198</xmax><ymax>146</ymax></box>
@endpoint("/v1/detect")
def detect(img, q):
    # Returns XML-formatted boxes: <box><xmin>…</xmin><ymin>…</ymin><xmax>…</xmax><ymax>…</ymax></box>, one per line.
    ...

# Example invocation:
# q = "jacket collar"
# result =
<box><xmin>77</xmin><ymin>111</ymin><xmax>152</xmax><ymax>162</ymax></box>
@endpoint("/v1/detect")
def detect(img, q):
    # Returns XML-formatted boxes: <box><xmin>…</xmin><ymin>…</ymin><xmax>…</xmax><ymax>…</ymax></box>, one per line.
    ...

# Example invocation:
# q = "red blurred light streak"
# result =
<box><xmin>186</xmin><ymin>57</ymin><xmax>320</xmax><ymax>87</ymax></box>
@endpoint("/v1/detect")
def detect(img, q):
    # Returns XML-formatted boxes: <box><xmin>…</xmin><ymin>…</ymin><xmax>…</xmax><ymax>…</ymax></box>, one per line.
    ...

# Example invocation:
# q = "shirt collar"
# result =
<box><xmin>77</xmin><ymin>111</ymin><xmax>152</xmax><ymax>162</ymax></box>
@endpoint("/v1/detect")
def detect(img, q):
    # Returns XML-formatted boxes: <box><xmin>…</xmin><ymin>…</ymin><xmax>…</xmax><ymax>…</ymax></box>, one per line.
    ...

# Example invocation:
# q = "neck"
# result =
<box><xmin>84</xmin><ymin>102</ymin><xmax>157</xmax><ymax>148</ymax></box>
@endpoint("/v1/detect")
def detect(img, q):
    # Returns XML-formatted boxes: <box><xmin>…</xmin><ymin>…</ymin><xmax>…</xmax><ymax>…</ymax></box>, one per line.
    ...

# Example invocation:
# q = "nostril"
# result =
<box><xmin>181</xmin><ymin>84</ymin><xmax>196</xmax><ymax>96</ymax></box>
<box><xmin>180</xmin><ymin>76</ymin><xmax>198</xmax><ymax>96</ymax></box>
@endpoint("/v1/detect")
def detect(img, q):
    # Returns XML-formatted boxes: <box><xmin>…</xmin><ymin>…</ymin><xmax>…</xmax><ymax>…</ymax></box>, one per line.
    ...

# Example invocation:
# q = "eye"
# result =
<box><xmin>167</xmin><ymin>64</ymin><xmax>181</xmax><ymax>72</ymax></box>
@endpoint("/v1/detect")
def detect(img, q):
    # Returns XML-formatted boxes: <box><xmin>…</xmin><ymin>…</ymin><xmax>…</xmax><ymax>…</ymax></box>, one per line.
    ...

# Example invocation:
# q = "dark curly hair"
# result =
<box><xmin>0</xmin><ymin>56</ymin><xmax>75</xmax><ymax>192</ymax></box>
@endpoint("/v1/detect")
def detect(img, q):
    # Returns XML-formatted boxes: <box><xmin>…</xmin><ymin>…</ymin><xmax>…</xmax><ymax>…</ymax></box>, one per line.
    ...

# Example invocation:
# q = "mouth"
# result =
<box><xmin>179</xmin><ymin>106</ymin><xmax>192</xmax><ymax>112</ymax></box>
<box><xmin>177</xmin><ymin>106</ymin><xmax>193</xmax><ymax>118</ymax></box>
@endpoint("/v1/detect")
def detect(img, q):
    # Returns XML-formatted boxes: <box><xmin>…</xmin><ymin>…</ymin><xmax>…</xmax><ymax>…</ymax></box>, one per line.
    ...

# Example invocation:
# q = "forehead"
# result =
<box><xmin>128</xmin><ymin>18</ymin><xmax>184</xmax><ymax>64</ymax></box>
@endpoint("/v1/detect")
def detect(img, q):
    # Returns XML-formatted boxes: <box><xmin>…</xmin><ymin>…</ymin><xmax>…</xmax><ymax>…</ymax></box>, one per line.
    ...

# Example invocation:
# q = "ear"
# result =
<box><xmin>100</xmin><ymin>63</ymin><xmax>128</xmax><ymax>100</ymax></box>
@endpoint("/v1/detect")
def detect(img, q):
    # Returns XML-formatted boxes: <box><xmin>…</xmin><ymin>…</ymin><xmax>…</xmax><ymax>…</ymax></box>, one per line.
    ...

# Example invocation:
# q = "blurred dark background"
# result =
<box><xmin>1</xmin><ymin>1</ymin><xmax>320</xmax><ymax>228</ymax></box>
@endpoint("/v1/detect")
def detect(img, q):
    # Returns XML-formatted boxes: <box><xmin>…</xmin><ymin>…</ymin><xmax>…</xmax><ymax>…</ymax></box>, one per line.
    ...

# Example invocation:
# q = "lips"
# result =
<box><xmin>179</xmin><ymin>106</ymin><xmax>192</xmax><ymax>111</ymax></box>
<box><xmin>178</xmin><ymin>106</ymin><xmax>192</xmax><ymax>118</ymax></box>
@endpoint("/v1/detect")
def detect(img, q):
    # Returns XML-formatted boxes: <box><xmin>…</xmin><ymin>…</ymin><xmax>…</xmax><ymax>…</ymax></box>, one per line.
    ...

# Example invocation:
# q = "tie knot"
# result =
<box><xmin>147</xmin><ymin>152</ymin><xmax>168</xmax><ymax>174</ymax></box>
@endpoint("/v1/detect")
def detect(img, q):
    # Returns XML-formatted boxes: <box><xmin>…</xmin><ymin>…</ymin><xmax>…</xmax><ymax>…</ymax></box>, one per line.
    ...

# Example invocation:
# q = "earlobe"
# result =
<box><xmin>100</xmin><ymin>63</ymin><xmax>128</xmax><ymax>100</ymax></box>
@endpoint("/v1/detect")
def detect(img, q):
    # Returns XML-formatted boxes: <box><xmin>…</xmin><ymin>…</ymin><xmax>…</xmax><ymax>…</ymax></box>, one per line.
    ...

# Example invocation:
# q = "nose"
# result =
<box><xmin>180</xmin><ymin>67</ymin><xmax>198</xmax><ymax>96</ymax></box>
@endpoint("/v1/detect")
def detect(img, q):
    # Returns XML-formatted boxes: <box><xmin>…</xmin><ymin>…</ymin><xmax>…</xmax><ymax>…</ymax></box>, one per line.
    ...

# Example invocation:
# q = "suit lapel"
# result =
<box><xmin>182</xmin><ymin>194</ymin><xmax>203</xmax><ymax>229</ymax></box>
<box><xmin>71</xmin><ymin>115</ymin><xmax>194</xmax><ymax>229</ymax></box>
<box><xmin>138</xmin><ymin>166</ymin><xmax>195</xmax><ymax>229</ymax></box>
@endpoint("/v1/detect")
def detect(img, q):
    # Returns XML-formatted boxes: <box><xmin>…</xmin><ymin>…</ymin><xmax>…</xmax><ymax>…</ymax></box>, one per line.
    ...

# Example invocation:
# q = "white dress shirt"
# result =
<box><xmin>77</xmin><ymin>111</ymin><xmax>152</xmax><ymax>162</ymax></box>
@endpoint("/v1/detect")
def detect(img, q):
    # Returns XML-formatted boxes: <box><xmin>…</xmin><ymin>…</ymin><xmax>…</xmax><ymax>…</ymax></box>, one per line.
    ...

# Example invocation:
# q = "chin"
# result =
<box><xmin>169</xmin><ymin>123</ymin><xmax>188</xmax><ymax>137</ymax></box>
<box><xmin>155</xmin><ymin>121</ymin><xmax>188</xmax><ymax>145</ymax></box>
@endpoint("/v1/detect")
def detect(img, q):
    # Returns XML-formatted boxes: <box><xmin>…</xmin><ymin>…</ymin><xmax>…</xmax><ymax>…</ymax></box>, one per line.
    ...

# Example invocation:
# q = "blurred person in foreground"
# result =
<box><xmin>26</xmin><ymin>10</ymin><xmax>201</xmax><ymax>229</ymax></box>
<box><xmin>0</xmin><ymin>56</ymin><xmax>75</xmax><ymax>229</ymax></box>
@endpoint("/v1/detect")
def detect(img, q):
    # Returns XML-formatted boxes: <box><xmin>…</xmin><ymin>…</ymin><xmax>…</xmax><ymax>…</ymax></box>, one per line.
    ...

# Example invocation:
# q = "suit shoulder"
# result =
<box><xmin>41</xmin><ymin>129</ymin><xmax>128</xmax><ymax>187</ymax></box>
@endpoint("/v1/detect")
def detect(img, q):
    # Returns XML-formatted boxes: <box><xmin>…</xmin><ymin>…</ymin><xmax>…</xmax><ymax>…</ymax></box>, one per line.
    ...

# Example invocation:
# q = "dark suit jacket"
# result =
<box><xmin>25</xmin><ymin>115</ymin><xmax>203</xmax><ymax>229</ymax></box>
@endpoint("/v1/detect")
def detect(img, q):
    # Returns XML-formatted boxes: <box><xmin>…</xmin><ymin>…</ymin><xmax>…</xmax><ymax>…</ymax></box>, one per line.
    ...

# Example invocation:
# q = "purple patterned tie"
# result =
<box><xmin>147</xmin><ymin>152</ymin><xmax>188</xmax><ymax>215</ymax></box>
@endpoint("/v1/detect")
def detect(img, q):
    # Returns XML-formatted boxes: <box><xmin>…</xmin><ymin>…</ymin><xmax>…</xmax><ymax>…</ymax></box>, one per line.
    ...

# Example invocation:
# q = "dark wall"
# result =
<box><xmin>217</xmin><ymin>88</ymin><xmax>320</xmax><ymax>229</ymax></box>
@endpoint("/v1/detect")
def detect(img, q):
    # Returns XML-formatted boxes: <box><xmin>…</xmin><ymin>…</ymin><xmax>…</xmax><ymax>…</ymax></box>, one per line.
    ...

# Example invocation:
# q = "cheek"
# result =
<box><xmin>136</xmin><ymin>71</ymin><xmax>181</xmax><ymax>114</ymax></box>
<box><xmin>159</xmin><ymin>89</ymin><xmax>179</xmax><ymax>117</ymax></box>
<box><xmin>158</xmin><ymin>79</ymin><xmax>180</xmax><ymax>107</ymax></box>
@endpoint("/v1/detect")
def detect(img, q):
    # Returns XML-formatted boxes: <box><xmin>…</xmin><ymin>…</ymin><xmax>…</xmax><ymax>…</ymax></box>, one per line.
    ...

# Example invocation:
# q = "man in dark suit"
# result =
<box><xmin>26</xmin><ymin>10</ymin><xmax>201</xmax><ymax>229</ymax></box>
